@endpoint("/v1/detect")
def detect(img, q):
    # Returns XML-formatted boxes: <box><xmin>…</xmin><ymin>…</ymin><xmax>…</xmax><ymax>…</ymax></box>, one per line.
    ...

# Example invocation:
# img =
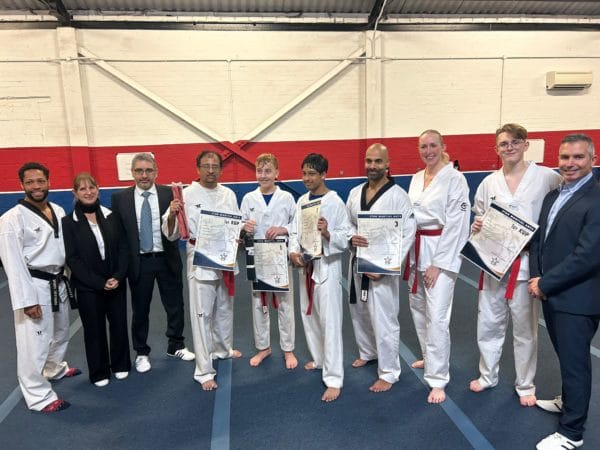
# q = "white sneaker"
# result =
<box><xmin>536</xmin><ymin>432</ymin><xmax>583</xmax><ymax>450</ymax></box>
<box><xmin>135</xmin><ymin>355</ymin><xmax>151</xmax><ymax>373</ymax></box>
<box><xmin>114</xmin><ymin>371</ymin><xmax>129</xmax><ymax>380</ymax></box>
<box><xmin>536</xmin><ymin>395</ymin><xmax>563</xmax><ymax>413</ymax></box>
<box><xmin>94</xmin><ymin>379</ymin><xmax>109</xmax><ymax>387</ymax></box>
<box><xmin>167</xmin><ymin>347</ymin><xmax>195</xmax><ymax>361</ymax></box>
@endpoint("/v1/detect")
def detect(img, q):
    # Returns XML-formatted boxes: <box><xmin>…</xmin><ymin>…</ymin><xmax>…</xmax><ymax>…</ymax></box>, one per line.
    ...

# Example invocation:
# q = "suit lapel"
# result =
<box><xmin>546</xmin><ymin>178</ymin><xmax>594</xmax><ymax>240</ymax></box>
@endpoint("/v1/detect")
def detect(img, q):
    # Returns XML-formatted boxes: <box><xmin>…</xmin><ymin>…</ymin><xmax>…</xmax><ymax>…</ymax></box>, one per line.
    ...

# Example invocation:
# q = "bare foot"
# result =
<box><xmin>304</xmin><ymin>361</ymin><xmax>318</xmax><ymax>370</ymax></box>
<box><xmin>411</xmin><ymin>359</ymin><xmax>424</xmax><ymax>369</ymax></box>
<box><xmin>231</xmin><ymin>349</ymin><xmax>242</xmax><ymax>359</ymax></box>
<box><xmin>369</xmin><ymin>379</ymin><xmax>392</xmax><ymax>393</ymax></box>
<box><xmin>520</xmin><ymin>394</ymin><xmax>537</xmax><ymax>407</ymax></box>
<box><xmin>352</xmin><ymin>358</ymin><xmax>368</xmax><ymax>368</ymax></box>
<box><xmin>284</xmin><ymin>351</ymin><xmax>298</xmax><ymax>369</ymax></box>
<box><xmin>469</xmin><ymin>379</ymin><xmax>486</xmax><ymax>393</ymax></box>
<box><xmin>321</xmin><ymin>387</ymin><xmax>341</xmax><ymax>402</ymax></box>
<box><xmin>249</xmin><ymin>348</ymin><xmax>272</xmax><ymax>367</ymax></box>
<box><xmin>202</xmin><ymin>379</ymin><xmax>218</xmax><ymax>391</ymax></box>
<box><xmin>428</xmin><ymin>387</ymin><xmax>446</xmax><ymax>404</ymax></box>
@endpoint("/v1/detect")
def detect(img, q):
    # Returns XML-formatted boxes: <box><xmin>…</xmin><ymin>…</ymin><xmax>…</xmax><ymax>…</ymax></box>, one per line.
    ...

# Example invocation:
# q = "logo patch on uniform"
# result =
<box><xmin>460</xmin><ymin>202</ymin><xmax>467</xmax><ymax>211</ymax></box>
<box><xmin>36</xmin><ymin>330</ymin><xmax>42</xmax><ymax>335</ymax></box>
<box><xmin>195</xmin><ymin>203</ymin><xmax>202</xmax><ymax>209</ymax></box>
<box><xmin>34</xmin><ymin>227</ymin><xmax>41</xmax><ymax>233</ymax></box>
<box><xmin>250</xmin><ymin>207</ymin><xmax>255</xmax><ymax>212</ymax></box>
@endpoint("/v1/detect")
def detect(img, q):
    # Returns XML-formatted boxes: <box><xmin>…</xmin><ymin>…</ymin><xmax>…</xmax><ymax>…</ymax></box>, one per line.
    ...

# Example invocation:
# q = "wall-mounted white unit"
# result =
<box><xmin>546</xmin><ymin>71</ymin><xmax>592</xmax><ymax>90</ymax></box>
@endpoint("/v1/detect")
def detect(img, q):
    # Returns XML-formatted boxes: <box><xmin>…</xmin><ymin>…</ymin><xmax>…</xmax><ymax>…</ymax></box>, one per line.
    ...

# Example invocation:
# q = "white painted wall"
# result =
<box><xmin>0</xmin><ymin>28</ymin><xmax>598</xmax><ymax>149</ymax></box>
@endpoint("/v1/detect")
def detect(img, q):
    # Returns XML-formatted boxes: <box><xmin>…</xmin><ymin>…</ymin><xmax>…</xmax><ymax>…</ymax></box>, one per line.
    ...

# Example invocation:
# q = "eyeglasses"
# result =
<box><xmin>133</xmin><ymin>168</ymin><xmax>155</xmax><ymax>175</ymax></box>
<box><xmin>497</xmin><ymin>139</ymin><xmax>525</xmax><ymax>149</ymax></box>
<box><xmin>199</xmin><ymin>164</ymin><xmax>221</xmax><ymax>171</ymax></box>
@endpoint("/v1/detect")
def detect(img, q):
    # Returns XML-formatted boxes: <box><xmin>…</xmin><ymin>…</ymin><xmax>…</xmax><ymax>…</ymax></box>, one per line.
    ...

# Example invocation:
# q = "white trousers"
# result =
<box><xmin>475</xmin><ymin>279</ymin><xmax>538</xmax><ymax>396</ymax></box>
<box><xmin>252</xmin><ymin>269</ymin><xmax>295</xmax><ymax>352</ymax></box>
<box><xmin>349</xmin><ymin>273</ymin><xmax>401</xmax><ymax>384</ymax></box>
<box><xmin>189</xmin><ymin>278</ymin><xmax>235</xmax><ymax>385</ymax></box>
<box><xmin>14</xmin><ymin>292</ymin><xmax>70</xmax><ymax>410</ymax></box>
<box><xmin>409</xmin><ymin>269</ymin><xmax>456</xmax><ymax>389</ymax></box>
<box><xmin>299</xmin><ymin>269</ymin><xmax>344</xmax><ymax>389</ymax></box>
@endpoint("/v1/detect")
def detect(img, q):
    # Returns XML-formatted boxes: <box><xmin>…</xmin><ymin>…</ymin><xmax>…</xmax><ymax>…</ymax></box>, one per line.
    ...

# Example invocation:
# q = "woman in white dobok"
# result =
<box><xmin>405</xmin><ymin>130</ymin><xmax>471</xmax><ymax>404</ymax></box>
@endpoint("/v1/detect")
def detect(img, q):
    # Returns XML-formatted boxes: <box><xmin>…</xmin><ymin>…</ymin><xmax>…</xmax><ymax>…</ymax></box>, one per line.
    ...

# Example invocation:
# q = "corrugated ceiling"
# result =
<box><xmin>1</xmin><ymin>0</ymin><xmax>599</xmax><ymax>26</ymax></box>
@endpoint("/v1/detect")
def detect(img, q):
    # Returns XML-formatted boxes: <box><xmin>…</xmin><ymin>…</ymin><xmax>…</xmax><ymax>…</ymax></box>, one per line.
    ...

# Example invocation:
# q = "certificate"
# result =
<box><xmin>193</xmin><ymin>210</ymin><xmax>243</xmax><ymax>271</ymax></box>
<box><xmin>461</xmin><ymin>201</ymin><xmax>538</xmax><ymax>280</ymax></box>
<box><xmin>252</xmin><ymin>238</ymin><xmax>290</xmax><ymax>292</ymax></box>
<box><xmin>356</xmin><ymin>212</ymin><xmax>404</xmax><ymax>274</ymax></box>
<box><xmin>300</xmin><ymin>199</ymin><xmax>322</xmax><ymax>259</ymax></box>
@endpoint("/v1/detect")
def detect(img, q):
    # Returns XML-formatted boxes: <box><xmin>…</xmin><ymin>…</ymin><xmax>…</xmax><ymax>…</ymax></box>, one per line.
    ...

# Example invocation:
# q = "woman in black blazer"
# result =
<box><xmin>62</xmin><ymin>173</ymin><xmax>131</xmax><ymax>387</ymax></box>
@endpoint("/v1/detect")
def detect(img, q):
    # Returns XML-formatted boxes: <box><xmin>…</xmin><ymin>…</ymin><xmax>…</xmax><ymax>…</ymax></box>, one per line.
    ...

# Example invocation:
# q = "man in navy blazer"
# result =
<box><xmin>529</xmin><ymin>134</ymin><xmax>600</xmax><ymax>450</ymax></box>
<box><xmin>111</xmin><ymin>153</ymin><xmax>194</xmax><ymax>373</ymax></box>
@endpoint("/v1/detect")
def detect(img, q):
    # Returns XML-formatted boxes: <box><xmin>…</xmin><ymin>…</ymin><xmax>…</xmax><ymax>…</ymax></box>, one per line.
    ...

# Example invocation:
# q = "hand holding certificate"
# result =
<box><xmin>356</xmin><ymin>211</ymin><xmax>404</xmax><ymax>275</ymax></box>
<box><xmin>193</xmin><ymin>209</ymin><xmax>244</xmax><ymax>271</ymax></box>
<box><xmin>461</xmin><ymin>201</ymin><xmax>538</xmax><ymax>280</ymax></box>
<box><xmin>300</xmin><ymin>199</ymin><xmax>322</xmax><ymax>259</ymax></box>
<box><xmin>252</xmin><ymin>238</ymin><xmax>290</xmax><ymax>292</ymax></box>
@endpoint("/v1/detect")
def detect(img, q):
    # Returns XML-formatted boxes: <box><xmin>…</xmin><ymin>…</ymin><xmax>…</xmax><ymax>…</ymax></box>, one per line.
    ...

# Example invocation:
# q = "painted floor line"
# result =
<box><xmin>0</xmin><ymin>316</ymin><xmax>82</xmax><ymax>424</ymax></box>
<box><xmin>211</xmin><ymin>359</ymin><xmax>232</xmax><ymax>450</ymax></box>
<box><xmin>399</xmin><ymin>341</ymin><xmax>495</xmax><ymax>450</ymax></box>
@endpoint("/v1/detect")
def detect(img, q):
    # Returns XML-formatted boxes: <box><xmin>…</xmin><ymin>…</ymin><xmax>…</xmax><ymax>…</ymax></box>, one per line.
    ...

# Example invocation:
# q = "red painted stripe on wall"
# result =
<box><xmin>1</xmin><ymin>129</ymin><xmax>598</xmax><ymax>191</ymax></box>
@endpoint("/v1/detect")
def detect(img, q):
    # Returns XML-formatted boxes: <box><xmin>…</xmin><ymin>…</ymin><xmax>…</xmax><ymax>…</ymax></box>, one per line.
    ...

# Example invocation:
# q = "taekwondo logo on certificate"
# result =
<box><xmin>356</xmin><ymin>211</ymin><xmax>403</xmax><ymax>274</ymax></box>
<box><xmin>193</xmin><ymin>209</ymin><xmax>244</xmax><ymax>270</ymax></box>
<box><xmin>461</xmin><ymin>201</ymin><xmax>538</xmax><ymax>280</ymax></box>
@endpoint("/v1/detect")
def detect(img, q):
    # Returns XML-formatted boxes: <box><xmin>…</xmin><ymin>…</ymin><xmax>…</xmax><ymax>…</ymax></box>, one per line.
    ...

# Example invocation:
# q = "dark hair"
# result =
<box><xmin>18</xmin><ymin>162</ymin><xmax>49</xmax><ymax>182</ymax></box>
<box><xmin>196</xmin><ymin>151</ymin><xmax>223</xmax><ymax>168</ymax></box>
<box><xmin>301</xmin><ymin>153</ymin><xmax>328</xmax><ymax>174</ymax></box>
<box><xmin>561</xmin><ymin>134</ymin><xmax>595</xmax><ymax>157</ymax></box>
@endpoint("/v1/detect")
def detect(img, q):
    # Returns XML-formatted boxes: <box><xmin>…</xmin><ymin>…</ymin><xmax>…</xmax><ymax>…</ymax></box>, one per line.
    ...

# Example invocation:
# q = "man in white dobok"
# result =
<box><xmin>165</xmin><ymin>150</ymin><xmax>242</xmax><ymax>391</ymax></box>
<box><xmin>347</xmin><ymin>143</ymin><xmax>415</xmax><ymax>392</ymax></box>
<box><xmin>0</xmin><ymin>162</ymin><xmax>80</xmax><ymax>413</ymax></box>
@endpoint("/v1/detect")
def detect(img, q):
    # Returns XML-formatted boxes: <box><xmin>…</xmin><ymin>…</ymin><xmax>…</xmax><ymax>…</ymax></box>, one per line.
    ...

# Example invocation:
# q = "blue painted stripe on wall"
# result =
<box><xmin>0</xmin><ymin>172</ymin><xmax>493</xmax><ymax>216</ymax></box>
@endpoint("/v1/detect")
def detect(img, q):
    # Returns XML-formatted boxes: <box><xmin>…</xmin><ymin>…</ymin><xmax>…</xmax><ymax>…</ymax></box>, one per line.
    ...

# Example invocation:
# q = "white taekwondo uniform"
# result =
<box><xmin>472</xmin><ymin>162</ymin><xmax>561</xmax><ymax>396</ymax></box>
<box><xmin>240</xmin><ymin>186</ymin><xmax>296</xmax><ymax>353</ymax></box>
<box><xmin>163</xmin><ymin>181</ymin><xmax>240</xmax><ymax>385</ymax></box>
<box><xmin>0</xmin><ymin>201</ymin><xmax>72</xmax><ymax>410</ymax></box>
<box><xmin>346</xmin><ymin>179</ymin><xmax>415</xmax><ymax>384</ymax></box>
<box><xmin>289</xmin><ymin>190</ymin><xmax>351</xmax><ymax>389</ymax></box>
<box><xmin>406</xmin><ymin>164</ymin><xmax>470</xmax><ymax>389</ymax></box>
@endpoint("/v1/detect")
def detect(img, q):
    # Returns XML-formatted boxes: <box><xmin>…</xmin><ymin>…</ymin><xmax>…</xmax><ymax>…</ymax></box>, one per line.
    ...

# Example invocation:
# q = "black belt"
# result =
<box><xmin>140</xmin><ymin>252</ymin><xmax>165</xmax><ymax>258</ymax></box>
<box><xmin>29</xmin><ymin>269</ymin><xmax>77</xmax><ymax>312</ymax></box>
<box><xmin>349</xmin><ymin>255</ymin><xmax>370</xmax><ymax>304</ymax></box>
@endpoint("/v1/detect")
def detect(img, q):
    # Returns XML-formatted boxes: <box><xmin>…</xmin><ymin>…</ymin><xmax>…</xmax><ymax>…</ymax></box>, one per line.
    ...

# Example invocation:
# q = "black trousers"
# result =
<box><xmin>77</xmin><ymin>286</ymin><xmax>131</xmax><ymax>383</ymax></box>
<box><xmin>129</xmin><ymin>254</ymin><xmax>185</xmax><ymax>356</ymax></box>
<box><xmin>543</xmin><ymin>304</ymin><xmax>600</xmax><ymax>441</ymax></box>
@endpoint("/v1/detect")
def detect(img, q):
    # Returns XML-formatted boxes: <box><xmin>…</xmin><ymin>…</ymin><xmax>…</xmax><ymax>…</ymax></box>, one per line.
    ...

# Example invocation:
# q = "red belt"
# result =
<box><xmin>477</xmin><ymin>255</ymin><xmax>521</xmax><ymax>300</ymax></box>
<box><xmin>188</xmin><ymin>238</ymin><xmax>235</xmax><ymax>296</ymax></box>
<box><xmin>305</xmin><ymin>261</ymin><xmax>315</xmax><ymax>315</ymax></box>
<box><xmin>403</xmin><ymin>228</ymin><xmax>443</xmax><ymax>294</ymax></box>
<box><xmin>260</xmin><ymin>292</ymin><xmax>279</xmax><ymax>311</ymax></box>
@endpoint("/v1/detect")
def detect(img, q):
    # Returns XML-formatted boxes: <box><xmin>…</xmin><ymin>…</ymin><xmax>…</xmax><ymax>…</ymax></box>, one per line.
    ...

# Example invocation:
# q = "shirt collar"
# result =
<box><xmin>559</xmin><ymin>172</ymin><xmax>593</xmax><ymax>193</ymax></box>
<box><xmin>135</xmin><ymin>184</ymin><xmax>158</xmax><ymax>197</ymax></box>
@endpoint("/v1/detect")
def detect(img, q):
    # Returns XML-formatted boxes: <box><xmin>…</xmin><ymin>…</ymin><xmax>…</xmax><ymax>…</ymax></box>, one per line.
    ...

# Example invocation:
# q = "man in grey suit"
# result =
<box><xmin>111</xmin><ymin>153</ymin><xmax>194</xmax><ymax>373</ymax></box>
<box><xmin>529</xmin><ymin>134</ymin><xmax>600</xmax><ymax>450</ymax></box>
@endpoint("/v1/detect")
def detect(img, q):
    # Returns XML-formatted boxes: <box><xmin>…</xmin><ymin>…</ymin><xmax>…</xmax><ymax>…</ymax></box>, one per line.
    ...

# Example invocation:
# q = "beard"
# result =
<box><xmin>25</xmin><ymin>189</ymin><xmax>49</xmax><ymax>203</ymax></box>
<box><xmin>367</xmin><ymin>168</ymin><xmax>386</xmax><ymax>182</ymax></box>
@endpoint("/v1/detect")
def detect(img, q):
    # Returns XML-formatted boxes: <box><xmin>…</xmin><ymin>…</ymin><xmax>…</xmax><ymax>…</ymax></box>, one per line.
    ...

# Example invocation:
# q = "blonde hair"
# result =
<box><xmin>419</xmin><ymin>129</ymin><xmax>450</xmax><ymax>163</ymax></box>
<box><xmin>256</xmin><ymin>153</ymin><xmax>279</xmax><ymax>169</ymax></box>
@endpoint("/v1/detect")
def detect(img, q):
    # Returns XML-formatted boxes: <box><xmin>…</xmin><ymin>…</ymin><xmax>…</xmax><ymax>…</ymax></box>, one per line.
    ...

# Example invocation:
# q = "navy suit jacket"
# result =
<box><xmin>529</xmin><ymin>176</ymin><xmax>600</xmax><ymax>315</ymax></box>
<box><xmin>110</xmin><ymin>184</ymin><xmax>182</xmax><ymax>283</ymax></box>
